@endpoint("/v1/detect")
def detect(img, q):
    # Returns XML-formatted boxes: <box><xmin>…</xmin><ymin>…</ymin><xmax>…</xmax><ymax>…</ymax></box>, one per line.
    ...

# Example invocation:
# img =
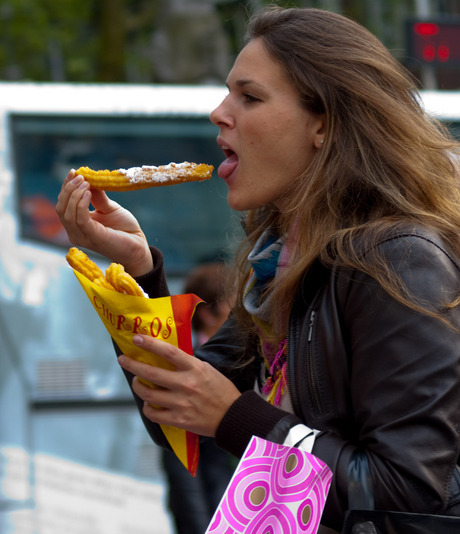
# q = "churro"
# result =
<box><xmin>75</xmin><ymin>162</ymin><xmax>214</xmax><ymax>192</ymax></box>
<box><xmin>93</xmin><ymin>275</ymin><xmax>116</xmax><ymax>291</ymax></box>
<box><xmin>66</xmin><ymin>247</ymin><xmax>107</xmax><ymax>283</ymax></box>
<box><xmin>105</xmin><ymin>263</ymin><xmax>146</xmax><ymax>297</ymax></box>
<box><xmin>66</xmin><ymin>247</ymin><xmax>146</xmax><ymax>297</ymax></box>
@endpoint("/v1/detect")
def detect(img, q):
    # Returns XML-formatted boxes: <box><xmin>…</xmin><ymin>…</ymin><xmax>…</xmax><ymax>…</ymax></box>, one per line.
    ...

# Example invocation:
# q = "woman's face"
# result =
<box><xmin>210</xmin><ymin>38</ymin><xmax>325</xmax><ymax>212</ymax></box>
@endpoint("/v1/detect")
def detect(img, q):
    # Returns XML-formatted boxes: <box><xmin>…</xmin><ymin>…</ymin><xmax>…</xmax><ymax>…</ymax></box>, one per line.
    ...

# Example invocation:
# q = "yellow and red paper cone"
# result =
<box><xmin>72</xmin><ymin>269</ymin><xmax>202</xmax><ymax>476</ymax></box>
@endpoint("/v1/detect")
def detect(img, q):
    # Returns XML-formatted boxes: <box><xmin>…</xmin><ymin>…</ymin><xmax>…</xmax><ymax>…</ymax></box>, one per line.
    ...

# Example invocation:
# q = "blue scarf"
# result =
<box><xmin>243</xmin><ymin>229</ymin><xmax>289</xmax><ymax>405</ymax></box>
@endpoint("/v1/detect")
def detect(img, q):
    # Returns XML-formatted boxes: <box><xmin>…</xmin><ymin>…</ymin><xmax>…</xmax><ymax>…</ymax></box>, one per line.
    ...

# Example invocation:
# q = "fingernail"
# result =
<box><xmin>117</xmin><ymin>355</ymin><xmax>125</xmax><ymax>365</ymax></box>
<box><xmin>71</xmin><ymin>176</ymin><xmax>83</xmax><ymax>185</ymax></box>
<box><xmin>133</xmin><ymin>335</ymin><xmax>144</xmax><ymax>345</ymax></box>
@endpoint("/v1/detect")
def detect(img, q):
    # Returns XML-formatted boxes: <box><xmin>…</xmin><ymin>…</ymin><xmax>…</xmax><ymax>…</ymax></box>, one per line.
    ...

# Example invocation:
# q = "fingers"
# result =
<box><xmin>133</xmin><ymin>334</ymin><xmax>192</xmax><ymax>370</ymax></box>
<box><xmin>118</xmin><ymin>336</ymin><xmax>192</xmax><ymax>385</ymax></box>
<box><xmin>57</xmin><ymin>170</ymin><xmax>89</xmax><ymax>215</ymax></box>
<box><xmin>117</xmin><ymin>345</ymin><xmax>205</xmax><ymax>431</ymax></box>
<box><xmin>58</xmin><ymin>170</ymin><xmax>109</xmax><ymax>218</ymax></box>
<box><xmin>117</xmin><ymin>337</ymin><xmax>199</xmax><ymax>419</ymax></box>
<box><xmin>57</xmin><ymin>169</ymin><xmax>153</xmax><ymax>277</ymax></box>
<box><xmin>57</xmin><ymin>173</ymin><xmax>93</xmax><ymax>241</ymax></box>
<box><xmin>117</xmin><ymin>334</ymin><xmax>242</xmax><ymax>436</ymax></box>
<box><xmin>63</xmin><ymin>168</ymin><xmax>76</xmax><ymax>186</ymax></box>
<box><xmin>56</xmin><ymin>169</ymin><xmax>77</xmax><ymax>216</ymax></box>
<box><xmin>88</xmin><ymin>187</ymin><xmax>116</xmax><ymax>214</ymax></box>
<box><xmin>57</xmin><ymin>170</ymin><xmax>119</xmax><ymax>252</ymax></box>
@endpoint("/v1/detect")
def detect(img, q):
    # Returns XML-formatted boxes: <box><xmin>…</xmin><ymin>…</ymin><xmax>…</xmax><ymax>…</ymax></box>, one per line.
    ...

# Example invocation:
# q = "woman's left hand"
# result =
<box><xmin>117</xmin><ymin>334</ymin><xmax>242</xmax><ymax>437</ymax></box>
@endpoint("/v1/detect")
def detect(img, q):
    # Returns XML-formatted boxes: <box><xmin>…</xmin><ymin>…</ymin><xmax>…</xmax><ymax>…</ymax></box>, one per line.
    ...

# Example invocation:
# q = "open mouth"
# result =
<box><xmin>217</xmin><ymin>141</ymin><xmax>239</xmax><ymax>179</ymax></box>
<box><xmin>221</xmin><ymin>145</ymin><xmax>235</xmax><ymax>158</ymax></box>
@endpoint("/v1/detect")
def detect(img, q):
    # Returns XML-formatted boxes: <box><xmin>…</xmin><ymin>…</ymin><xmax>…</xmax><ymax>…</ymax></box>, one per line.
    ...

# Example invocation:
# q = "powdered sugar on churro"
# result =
<box><xmin>118</xmin><ymin>162</ymin><xmax>197</xmax><ymax>184</ymax></box>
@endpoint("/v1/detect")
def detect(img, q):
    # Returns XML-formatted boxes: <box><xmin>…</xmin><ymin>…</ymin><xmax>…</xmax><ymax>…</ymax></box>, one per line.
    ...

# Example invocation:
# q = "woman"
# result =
<box><xmin>56</xmin><ymin>7</ymin><xmax>460</xmax><ymax>532</ymax></box>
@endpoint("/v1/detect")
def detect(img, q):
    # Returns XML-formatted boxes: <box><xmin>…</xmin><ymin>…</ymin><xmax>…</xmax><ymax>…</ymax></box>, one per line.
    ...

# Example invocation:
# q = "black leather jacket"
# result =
<box><xmin>130</xmin><ymin>226</ymin><xmax>460</xmax><ymax>531</ymax></box>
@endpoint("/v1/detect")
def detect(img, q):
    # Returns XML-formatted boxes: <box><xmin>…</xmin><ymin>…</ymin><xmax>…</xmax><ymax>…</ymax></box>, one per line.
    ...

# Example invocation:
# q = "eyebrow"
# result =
<box><xmin>226</xmin><ymin>79</ymin><xmax>264</xmax><ymax>90</ymax></box>
<box><xmin>236</xmin><ymin>79</ymin><xmax>253</xmax><ymax>87</ymax></box>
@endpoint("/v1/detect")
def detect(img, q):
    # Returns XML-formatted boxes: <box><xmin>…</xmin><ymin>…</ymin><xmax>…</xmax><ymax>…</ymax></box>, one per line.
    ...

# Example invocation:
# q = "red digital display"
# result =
<box><xmin>414</xmin><ymin>22</ymin><xmax>439</xmax><ymax>37</ymax></box>
<box><xmin>407</xmin><ymin>18</ymin><xmax>460</xmax><ymax>65</ymax></box>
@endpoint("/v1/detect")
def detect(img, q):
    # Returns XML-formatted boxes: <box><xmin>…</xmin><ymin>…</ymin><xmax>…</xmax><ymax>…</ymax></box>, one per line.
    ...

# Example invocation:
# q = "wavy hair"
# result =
<box><xmin>231</xmin><ymin>6</ymin><xmax>460</xmax><ymax>339</ymax></box>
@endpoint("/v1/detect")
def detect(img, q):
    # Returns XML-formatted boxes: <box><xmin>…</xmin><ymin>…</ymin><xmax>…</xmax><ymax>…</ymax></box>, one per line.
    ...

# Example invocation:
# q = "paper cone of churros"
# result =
<box><xmin>66</xmin><ymin>247</ymin><xmax>202</xmax><ymax>476</ymax></box>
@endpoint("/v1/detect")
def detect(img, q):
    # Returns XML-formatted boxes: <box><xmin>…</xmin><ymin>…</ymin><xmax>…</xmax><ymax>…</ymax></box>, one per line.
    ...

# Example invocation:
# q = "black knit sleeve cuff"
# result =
<box><xmin>134</xmin><ymin>246</ymin><xmax>170</xmax><ymax>297</ymax></box>
<box><xmin>215</xmin><ymin>390</ymin><xmax>301</xmax><ymax>458</ymax></box>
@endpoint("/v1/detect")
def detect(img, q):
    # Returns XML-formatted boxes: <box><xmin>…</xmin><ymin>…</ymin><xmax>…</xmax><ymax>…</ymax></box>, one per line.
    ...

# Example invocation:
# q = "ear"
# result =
<box><xmin>313</xmin><ymin>115</ymin><xmax>326</xmax><ymax>149</ymax></box>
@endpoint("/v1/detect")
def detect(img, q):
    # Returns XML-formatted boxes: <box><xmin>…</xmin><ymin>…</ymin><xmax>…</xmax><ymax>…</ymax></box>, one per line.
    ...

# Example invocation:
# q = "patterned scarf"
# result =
<box><xmin>243</xmin><ymin>228</ymin><xmax>290</xmax><ymax>405</ymax></box>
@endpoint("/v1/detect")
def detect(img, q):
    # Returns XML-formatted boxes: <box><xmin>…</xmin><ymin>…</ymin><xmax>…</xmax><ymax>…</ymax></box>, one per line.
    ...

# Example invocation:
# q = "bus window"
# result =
<box><xmin>445</xmin><ymin>120</ymin><xmax>460</xmax><ymax>139</ymax></box>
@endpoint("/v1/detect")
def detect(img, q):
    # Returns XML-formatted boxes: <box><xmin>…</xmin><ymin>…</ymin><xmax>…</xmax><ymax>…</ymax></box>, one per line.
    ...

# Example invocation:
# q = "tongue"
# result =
<box><xmin>217</xmin><ymin>153</ymin><xmax>238</xmax><ymax>179</ymax></box>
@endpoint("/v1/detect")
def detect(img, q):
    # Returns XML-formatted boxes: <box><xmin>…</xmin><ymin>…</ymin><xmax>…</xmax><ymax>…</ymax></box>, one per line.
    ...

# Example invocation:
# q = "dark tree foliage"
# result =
<box><xmin>0</xmin><ymin>0</ymin><xmax>458</xmax><ymax>85</ymax></box>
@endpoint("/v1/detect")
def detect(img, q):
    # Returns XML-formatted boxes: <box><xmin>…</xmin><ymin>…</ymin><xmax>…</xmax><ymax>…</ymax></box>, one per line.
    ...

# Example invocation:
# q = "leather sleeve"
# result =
<box><xmin>313</xmin><ymin>233</ymin><xmax>460</xmax><ymax>528</ymax></box>
<box><xmin>194</xmin><ymin>314</ymin><xmax>259</xmax><ymax>393</ymax></box>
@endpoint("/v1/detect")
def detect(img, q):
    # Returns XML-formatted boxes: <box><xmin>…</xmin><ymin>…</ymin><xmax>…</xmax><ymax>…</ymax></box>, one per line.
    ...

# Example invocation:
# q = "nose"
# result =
<box><xmin>210</xmin><ymin>95</ymin><xmax>233</xmax><ymax>128</ymax></box>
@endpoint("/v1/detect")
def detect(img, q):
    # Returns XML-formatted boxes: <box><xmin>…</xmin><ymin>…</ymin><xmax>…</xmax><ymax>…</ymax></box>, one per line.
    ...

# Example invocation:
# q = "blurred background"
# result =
<box><xmin>1</xmin><ymin>0</ymin><xmax>460</xmax><ymax>89</ymax></box>
<box><xmin>1</xmin><ymin>1</ymin><xmax>460</xmax><ymax>533</ymax></box>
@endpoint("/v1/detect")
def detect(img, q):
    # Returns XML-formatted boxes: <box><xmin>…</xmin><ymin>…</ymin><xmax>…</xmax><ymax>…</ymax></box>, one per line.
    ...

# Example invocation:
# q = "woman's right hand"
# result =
<box><xmin>56</xmin><ymin>169</ymin><xmax>153</xmax><ymax>276</ymax></box>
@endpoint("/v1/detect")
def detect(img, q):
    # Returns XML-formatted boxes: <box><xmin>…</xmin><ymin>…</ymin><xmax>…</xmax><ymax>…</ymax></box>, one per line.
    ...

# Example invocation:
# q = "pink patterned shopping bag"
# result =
<box><xmin>206</xmin><ymin>435</ymin><xmax>333</xmax><ymax>534</ymax></box>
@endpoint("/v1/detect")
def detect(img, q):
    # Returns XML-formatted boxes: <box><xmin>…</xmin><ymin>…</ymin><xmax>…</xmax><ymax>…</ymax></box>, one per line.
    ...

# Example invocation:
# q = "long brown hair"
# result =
<box><xmin>232</xmin><ymin>7</ymin><xmax>460</xmax><ymax>339</ymax></box>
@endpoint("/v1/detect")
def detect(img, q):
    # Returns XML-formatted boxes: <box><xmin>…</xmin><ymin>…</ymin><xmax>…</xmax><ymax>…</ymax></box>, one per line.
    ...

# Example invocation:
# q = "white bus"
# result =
<box><xmin>419</xmin><ymin>90</ymin><xmax>460</xmax><ymax>137</ymax></box>
<box><xmin>0</xmin><ymin>81</ymin><xmax>234</xmax><ymax>534</ymax></box>
<box><xmin>0</xmin><ymin>83</ymin><xmax>458</xmax><ymax>534</ymax></box>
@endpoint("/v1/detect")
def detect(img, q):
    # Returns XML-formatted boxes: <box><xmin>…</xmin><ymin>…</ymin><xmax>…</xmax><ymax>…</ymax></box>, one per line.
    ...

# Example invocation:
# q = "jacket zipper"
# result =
<box><xmin>308</xmin><ymin>310</ymin><xmax>316</xmax><ymax>342</ymax></box>
<box><xmin>286</xmin><ymin>329</ymin><xmax>291</xmax><ymax>403</ymax></box>
<box><xmin>307</xmin><ymin>310</ymin><xmax>323</xmax><ymax>414</ymax></box>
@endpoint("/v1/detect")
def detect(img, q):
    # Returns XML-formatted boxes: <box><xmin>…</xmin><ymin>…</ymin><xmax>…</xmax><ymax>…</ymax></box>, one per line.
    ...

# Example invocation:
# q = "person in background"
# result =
<box><xmin>57</xmin><ymin>7</ymin><xmax>460</xmax><ymax>532</ymax></box>
<box><xmin>162</xmin><ymin>262</ymin><xmax>235</xmax><ymax>534</ymax></box>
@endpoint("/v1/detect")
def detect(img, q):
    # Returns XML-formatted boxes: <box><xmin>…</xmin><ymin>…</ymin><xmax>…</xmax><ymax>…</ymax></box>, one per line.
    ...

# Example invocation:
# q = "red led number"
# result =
<box><xmin>414</xmin><ymin>22</ymin><xmax>439</xmax><ymax>36</ymax></box>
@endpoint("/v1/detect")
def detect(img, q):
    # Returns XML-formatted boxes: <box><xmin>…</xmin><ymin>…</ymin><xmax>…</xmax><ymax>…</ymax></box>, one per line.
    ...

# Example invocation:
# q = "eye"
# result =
<box><xmin>243</xmin><ymin>93</ymin><xmax>261</xmax><ymax>104</ymax></box>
